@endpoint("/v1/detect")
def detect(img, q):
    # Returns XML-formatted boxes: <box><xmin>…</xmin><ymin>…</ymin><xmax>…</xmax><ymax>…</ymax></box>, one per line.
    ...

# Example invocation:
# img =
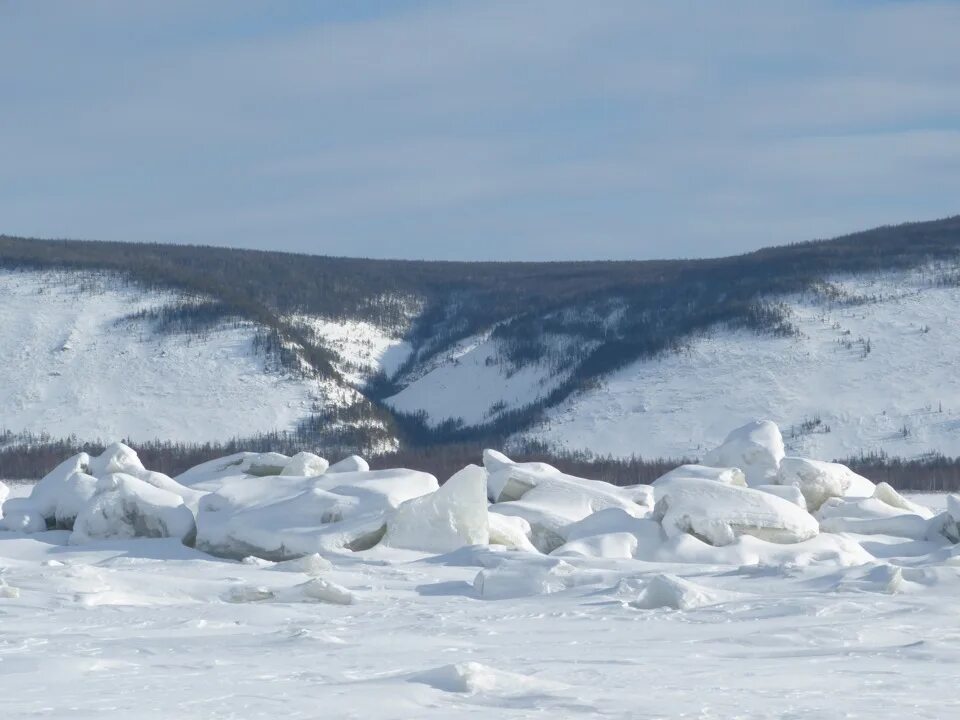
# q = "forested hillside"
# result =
<box><xmin>2</xmin><ymin>215</ymin><xmax>960</xmax><ymax>469</ymax></box>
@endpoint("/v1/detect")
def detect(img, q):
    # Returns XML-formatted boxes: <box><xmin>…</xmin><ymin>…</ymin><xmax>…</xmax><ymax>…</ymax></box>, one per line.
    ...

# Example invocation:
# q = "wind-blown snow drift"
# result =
<box><xmin>3</xmin><ymin>420</ymin><xmax>959</xmax><ymax>572</ymax></box>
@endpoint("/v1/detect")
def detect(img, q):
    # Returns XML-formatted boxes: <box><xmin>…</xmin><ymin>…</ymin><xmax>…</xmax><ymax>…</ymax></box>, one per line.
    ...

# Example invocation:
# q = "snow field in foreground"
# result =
<box><xmin>3</xmin><ymin>522</ymin><xmax>960</xmax><ymax>718</ymax></box>
<box><xmin>3</xmin><ymin>419</ymin><xmax>960</xmax><ymax>717</ymax></box>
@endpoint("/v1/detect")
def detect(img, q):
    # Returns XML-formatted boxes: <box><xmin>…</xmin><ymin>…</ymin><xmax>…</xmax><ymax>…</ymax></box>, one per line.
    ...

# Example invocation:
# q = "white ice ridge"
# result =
<box><xmin>5</xmin><ymin>419</ymin><xmax>959</xmax><ymax>565</ymax></box>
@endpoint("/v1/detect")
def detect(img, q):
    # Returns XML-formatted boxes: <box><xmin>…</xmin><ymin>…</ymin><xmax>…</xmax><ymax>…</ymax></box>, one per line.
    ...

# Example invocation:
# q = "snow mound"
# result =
<box><xmin>653</xmin><ymin>476</ymin><xmax>819</xmax><ymax>546</ymax></box>
<box><xmin>1</xmin><ymin>498</ymin><xmax>51</xmax><ymax>533</ymax></box>
<box><xmin>70</xmin><ymin>474</ymin><xmax>197</xmax><ymax>546</ymax></box>
<box><xmin>816</xmin><ymin>492</ymin><xmax>940</xmax><ymax>540</ymax></box>
<box><xmin>328</xmin><ymin>455</ymin><xmax>370</xmax><ymax>473</ymax></box>
<box><xmin>552</xmin><ymin>510</ymin><xmax>665</xmax><ymax>559</ymax></box>
<box><xmin>246</xmin><ymin>452</ymin><xmax>291</xmax><ymax>477</ymax></box>
<box><xmin>409</xmin><ymin>662</ymin><xmax>562</xmax><ymax>695</ymax></box>
<box><xmin>271</xmin><ymin>553</ymin><xmax>333</xmax><ymax>575</ymax></box>
<box><xmin>486</xmin><ymin>451</ymin><xmax>650</xmax><ymax>553</ymax></box>
<box><xmin>550</xmin><ymin>508</ymin><xmax>666</xmax><ymax>560</ymax></box>
<box><xmin>195</xmin><ymin>469</ymin><xmax>438</xmax><ymax>559</ymax></box>
<box><xmin>937</xmin><ymin>495</ymin><xmax>960</xmax><ymax>542</ymax></box>
<box><xmin>281</xmin><ymin>452</ymin><xmax>329</xmax><ymax>477</ymax></box>
<box><xmin>928</xmin><ymin>510</ymin><xmax>960</xmax><ymax>544</ymax></box>
<box><xmin>776</xmin><ymin>457</ymin><xmax>875</xmax><ymax>510</ymax></box>
<box><xmin>481</xmin><ymin>448</ymin><xmax>517</xmax><ymax>475</ymax></box>
<box><xmin>654</xmin><ymin>464</ymin><xmax>747</xmax><ymax>487</ymax></box>
<box><xmin>53</xmin><ymin>472</ymin><xmax>100</xmax><ymax>529</ymax></box>
<box><xmin>223</xmin><ymin>577</ymin><xmax>354</xmax><ymax>604</ymax></box>
<box><xmin>175</xmin><ymin>451</ymin><xmax>323</xmax><ymax>489</ymax></box>
<box><xmin>132</xmin><ymin>470</ymin><xmax>206</xmax><ymax>511</ymax></box>
<box><xmin>833</xmin><ymin>563</ymin><xmax>931</xmax><ymax>594</ymax></box>
<box><xmin>754</xmin><ymin>484</ymin><xmax>808</xmax><ymax>509</ymax></box>
<box><xmin>553</xmin><ymin>532</ymin><xmax>642</xmax><ymax>560</ymax></box>
<box><xmin>20</xmin><ymin>452</ymin><xmax>91</xmax><ymax>522</ymax></box>
<box><xmin>474</xmin><ymin>557</ymin><xmax>579</xmax><ymax>599</ymax></box>
<box><xmin>173</xmin><ymin>452</ymin><xmax>263</xmax><ymax>487</ymax></box>
<box><xmin>225</xmin><ymin>585</ymin><xmax>275</xmax><ymax>603</ymax></box>
<box><xmin>654</xmin><ymin>531</ymin><xmax>873</xmax><ymax>568</ymax></box>
<box><xmin>562</xmin><ymin>507</ymin><xmax>659</xmax><ymax>542</ymax></box>
<box><xmin>817</xmin><ymin>495</ymin><xmax>907</xmax><ymax>522</ymax></box>
<box><xmin>293</xmin><ymin>577</ymin><xmax>354</xmax><ymax>605</ymax></box>
<box><xmin>2</xmin><ymin>443</ymin><xmax>202</xmax><ymax>534</ymax></box>
<box><xmin>873</xmin><ymin>482</ymin><xmax>935</xmax><ymax>519</ymax></box>
<box><xmin>487</xmin><ymin>512</ymin><xmax>538</xmax><ymax>553</ymax></box>
<box><xmin>818</xmin><ymin>512</ymin><xmax>932</xmax><ymax>540</ymax></box>
<box><xmin>384</xmin><ymin>464</ymin><xmax>489</xmax><ymax>553</ymax></box>
<box><xmin>703</xmin><ymin>420</ymin><xmax>785</xmax><ymax>486</ymax></box>
<box><xmin>483</xmin><ymin>450</ymin><xmax>560</xmax><ymax>502</ymax></box>
<box><xmin>949</xmin><ymin>494</ymin><xmax>960</xmax><ymax>520</ymax></box>
<box><xmin>630</xmin><ymin>573</ymin><xmax>738</xmax><ymax>610</ymax></box>
<box><xmin>87</xmin><ymin>442</ymin><xmax>146</xmax><ymax>477</ymax></box>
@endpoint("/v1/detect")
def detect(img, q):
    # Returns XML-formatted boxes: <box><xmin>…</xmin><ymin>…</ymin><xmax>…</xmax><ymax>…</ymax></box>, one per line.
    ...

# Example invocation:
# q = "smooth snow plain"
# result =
<box><xmin>3</xmin><ymin>421</ymin><xmax>960</xmax><ymax>718</ymax></box>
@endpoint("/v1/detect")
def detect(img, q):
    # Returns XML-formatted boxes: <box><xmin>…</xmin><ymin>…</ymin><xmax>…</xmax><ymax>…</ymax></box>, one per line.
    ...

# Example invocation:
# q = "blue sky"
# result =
<box><xmin>2</xmin><ymin>0</ymin><xmax>958</xmax><ymax>260</ymax></box>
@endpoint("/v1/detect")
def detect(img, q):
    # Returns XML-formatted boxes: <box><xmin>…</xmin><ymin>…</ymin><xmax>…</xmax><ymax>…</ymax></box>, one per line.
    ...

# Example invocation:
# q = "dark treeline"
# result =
<box><xmin>5</xmin><ymin>430</ymin><xmax>960</xmax><ymax>493</ymax></box>
<box><xmin>118</xmin><ymin>300</ymin><xmax>243</xmax><ymax>336</ymax></box>
<box><xmin>0</xmin><ymin>412</ymin><xmax>398</xmax><ymax>479</ymax></box>
<box><xmin>0</xmin><ymin>429</ymin><xmax>685</xmax><ymax>485</ymax></box>
<box><xmin>5</xmin><ymin>215</ymin><xmax>958</xmax><ymax>331</ymax></box>
<box><xmin>0</xmin><ymin>431</ymin><xmax>295</xmax><ymax>479</ymax></box>
<box><xmin>842</xmin><ymin>452</ymin><xmax>960</xmax><ymax>493</ymax></box>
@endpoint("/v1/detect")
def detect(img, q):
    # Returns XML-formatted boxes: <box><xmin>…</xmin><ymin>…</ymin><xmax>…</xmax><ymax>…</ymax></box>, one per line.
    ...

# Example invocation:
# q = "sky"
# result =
<box><xmin>1</xmin><ymin>0</ymin><xmax>959</xmax><ymax>261</ymax></box>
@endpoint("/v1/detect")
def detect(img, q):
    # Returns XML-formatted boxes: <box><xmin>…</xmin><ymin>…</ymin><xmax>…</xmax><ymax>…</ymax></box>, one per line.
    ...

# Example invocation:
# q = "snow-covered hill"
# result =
<box><xmin>9</xmin><ymin>262</ymin><xmax>960</xmax><ymax>461</ymax></box>
<box><xmin>382</xmin><ymin>263</ymin><xmax>960</xmax><ymax>460</ymax></box>
<box><xmin>0</xmin><ymin>269</ymin><xmax>400</xmax><ymax>448</ymax></box>
<box><xmin>6</xmin><ymin>218</ymin><xmax>960</xmax><ymax>461</ymax></box>
<box><xmin>519</xmin><ymin>266</ymin><xmax>960</xmax><ymax>460</ymax></box>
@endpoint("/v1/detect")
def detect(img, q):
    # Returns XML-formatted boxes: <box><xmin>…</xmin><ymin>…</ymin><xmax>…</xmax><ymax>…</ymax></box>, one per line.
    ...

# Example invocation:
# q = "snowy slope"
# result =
<box><xmin>0</xmin><ymin>269</ymin><xmax>387</xmax><ymax>444</ymax></box>
<box><xmin>10</xmin><ymin>257</ymin><xmax>960</xmax><ymax>461</ymax></box>
<box><xmin>292</xmin><ymin>314</ymin><xmax>412</xmax><ymax>386</ymax></box>
<box><xmin>519</xmin><ymin>266</ymin><xmax>960</xmax><ymax>460</ymax></box>
<box><xmin>385</xmin><ymin>331</ymin><xmax>591</xmax><ymax>426</ymax></box>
